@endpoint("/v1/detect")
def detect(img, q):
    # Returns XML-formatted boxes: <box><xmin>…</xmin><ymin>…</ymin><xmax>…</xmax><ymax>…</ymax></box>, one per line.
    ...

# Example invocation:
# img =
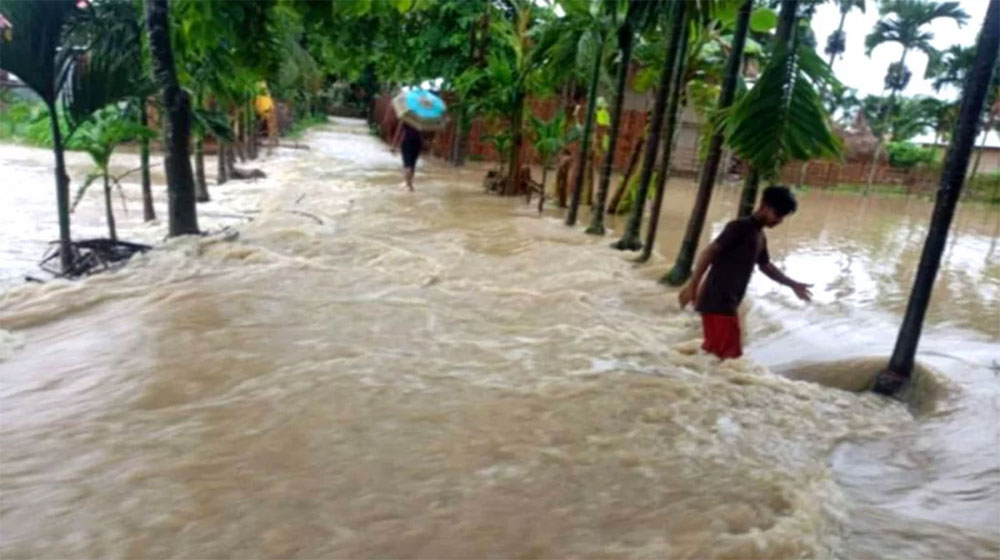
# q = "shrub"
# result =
<box><xmin>887</xmin><ymin>141</ymin><xmax>938</xmax><ymax>169</ymax></box>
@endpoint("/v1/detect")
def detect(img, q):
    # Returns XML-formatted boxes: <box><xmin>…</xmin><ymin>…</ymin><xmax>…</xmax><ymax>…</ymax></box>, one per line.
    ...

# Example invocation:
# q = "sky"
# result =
<box><xmin>810</xmin><ymin>0</ymin><xmax>999</xmax><ymax>147</ymax></box>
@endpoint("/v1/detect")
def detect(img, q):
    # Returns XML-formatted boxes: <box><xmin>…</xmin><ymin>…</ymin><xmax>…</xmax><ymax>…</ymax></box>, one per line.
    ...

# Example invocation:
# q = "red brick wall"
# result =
<box><xmin>777</xmin><ymin>160</ymin><xmax>938</xmax><ymax>191</ymax></box>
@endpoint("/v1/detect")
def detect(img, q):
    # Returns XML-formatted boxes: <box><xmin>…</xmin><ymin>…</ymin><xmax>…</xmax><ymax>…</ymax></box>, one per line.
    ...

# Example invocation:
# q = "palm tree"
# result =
<box><xmin>139</xmin><ymin>99</ymin><xmax>156</xmax><ymax>221</ymax></box>
<box><xmin>927</xmin><ymin>45</ymin><xmax>1000</xmax><ymax>180</ymax></box>
<box><xmin>0</xmin><ymin>0</ymin><xmax>80</xmax><ymax>272</ymax></box>
<box><xmin>547</xmin><ymin>0</ymin><xmax>624</xmax><ymax>226</ymax></box>
<box><xmin>78</xmin><ymin>0</ymin><xmax>156</xmax><ymax>221</ymax></box>
<box><xmin>874</xmin><ymin>0</ymin><xmax>999</xmax><ymax>395</ymax></box>
<box><xmin>825</xmin><ymin>0</ymin><xmax>866</xmax><ymax>67</ymax></box>
<box><xmin>585</xmin><ymin>0</ymin><xmax>658</xmax><ymax>234</ymax></box>
<box><xmin>145</xmin><ymin>0</ymin><xmax>199</xmax><ymax>235</ymax></box>
<box><xmin>863</xmin><ymin>0</ymin><xmax>968</xmax><ymax>192</ymax></box>
<box><xmin>611</xmin><ymin>0</ymin><xmax>689</xmax><ymax>251</ymax></box>
<box><xmin>636</xmin><ymin>20</ymin><xmax>690</xmax><ymax>262</ymax></box>
<box><xmin>565</xmin><ymin>27</ymin><xmax>607</xmax><ymax>226</ymax></box>
<box><xmin>659</xmin><ymin>0</ymin><xmax>756</xmax><ymax>280</ymax></box>
<box><xmin>797</xmin><ymin>0</ymin><xmax>864</xmax><ymax>187</ymax></box>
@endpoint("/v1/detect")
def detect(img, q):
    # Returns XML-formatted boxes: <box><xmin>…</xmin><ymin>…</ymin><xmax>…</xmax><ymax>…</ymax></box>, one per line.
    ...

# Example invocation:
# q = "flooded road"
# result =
<box><xmin>1</xmin><ymin>119</ymin><xmax>998</xmax><ymax>558</ymax></box>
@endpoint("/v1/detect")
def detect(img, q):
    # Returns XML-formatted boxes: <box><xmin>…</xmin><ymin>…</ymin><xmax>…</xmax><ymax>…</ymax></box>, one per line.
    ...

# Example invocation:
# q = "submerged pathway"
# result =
<box><xmin>0</xmin><ymin>120</ymin><xmax>996</xmax><ymax>559</ymax></box>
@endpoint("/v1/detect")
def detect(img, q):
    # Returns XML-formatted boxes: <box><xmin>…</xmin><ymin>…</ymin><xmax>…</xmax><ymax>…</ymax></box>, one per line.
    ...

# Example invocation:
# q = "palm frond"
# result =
<box><xmin>191</xmin><ymin>107</ymin><xmax>234</xmax><ymax>142</ymax></box>
<box><xmin>724</xmin><ymin>47</ymin><xmax>843</xmax><ymax>178</ymax></box>
<box><xmin>71</xmin><ymin>172</ymin><xmax>102</xmax><ymax>212</ymax></box>
<box><xmin>62</xmin><ymin>53</ymin><xmax>143</xmax><ymax>132</ymax></box>
<box><xmin>0</xmin><ymin>0</ymin><xmax>79</xmax><ymax>103</ymax></box>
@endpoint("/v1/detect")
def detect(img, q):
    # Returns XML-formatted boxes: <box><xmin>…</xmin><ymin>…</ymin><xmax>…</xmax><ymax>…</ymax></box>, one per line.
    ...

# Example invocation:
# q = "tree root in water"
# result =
<box><xmin>39</xmin><ymin>238</ymin><xmax>152</xmax><ymax>279</ymax></box>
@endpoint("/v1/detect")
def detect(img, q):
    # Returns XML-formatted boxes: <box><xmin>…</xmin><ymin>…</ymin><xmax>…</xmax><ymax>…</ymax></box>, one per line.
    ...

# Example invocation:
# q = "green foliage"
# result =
<box><xmin>724</xmin><ymin>42</ymin><xmax>843</xmax><ymax>178</ymax></box>
<box><xmin>886</xmin><ymin>141</ymin><xmax>937</xmax><ymax>168</ymax></box>
<box><xmin>529</xmin><ymin>111</ymin><xmax>581</xmax><ymax>168</ymax></box>
<box><xmin>70</xmin><ymin>106</ymin><xmax>155</xmax><ymax>171</ymax></box>
<box><xmin>483</xmin><ymin>130</ymin><xmax>513</xmax><ymax>168</ymax></box>
<box><xmin>191</xmin><ymin>108</ymin><xmax>234</xmax><ymax>143</ymax></box>
<box><xmin>967</xmin><ymin>171</ymin><xmax>1000</xmax><ymax>204</ymax></box>
<box><xmin>749</xmin><ymin>8</ymin><xmax>778</xmax><ymax>32</ymax></box>
<box><xmin>865</xmin><ymin>0</ymin><xmax>969</xmax><ymax>106</ymax></box>
<box><xmin>67</xmin><ymin>105</ymin><xmax>155</xmax><ymax>209</ymax></box>
<box><xmin>285</xmin><ymin>113</ymin><xmax>329</xmax><ymax>140</ymax></box>
<box><xmin>0</xmin><ymin>100</ymin><xmax>50</xmax><ymax>145</ymax></box>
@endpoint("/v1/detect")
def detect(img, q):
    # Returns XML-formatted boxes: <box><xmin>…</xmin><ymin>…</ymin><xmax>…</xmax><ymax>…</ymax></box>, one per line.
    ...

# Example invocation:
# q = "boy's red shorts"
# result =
<box><xmin>701</xmin><ymin>313</ymin><xmax>742</xmax><ymax>359</ymax></box>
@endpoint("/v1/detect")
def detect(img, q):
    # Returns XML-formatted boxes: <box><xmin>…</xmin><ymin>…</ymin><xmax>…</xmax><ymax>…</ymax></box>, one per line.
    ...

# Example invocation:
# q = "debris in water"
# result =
<box><xmin>39</xmin><ymin>238</ymin><xmax>152</xmax><ymax>279</ymax></box>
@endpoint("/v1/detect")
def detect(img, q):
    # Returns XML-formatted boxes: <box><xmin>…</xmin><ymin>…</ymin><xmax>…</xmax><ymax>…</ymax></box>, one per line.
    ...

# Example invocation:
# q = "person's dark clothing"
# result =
<box><xmin>695</xmin><ymin>216</ymin><xmax>770</xmax><ymax>316</ymax></box>
<box><xmin>400</xmin><ymin>123</ymin><xmax>422</xmax><ymax>168</ymax></box>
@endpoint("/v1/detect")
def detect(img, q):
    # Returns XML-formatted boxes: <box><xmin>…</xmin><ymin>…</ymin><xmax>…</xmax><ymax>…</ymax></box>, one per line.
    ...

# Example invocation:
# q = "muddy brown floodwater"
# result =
<box><xmin>1</xmin><ymin>118</ymin><xmax>998</xmax><ymax>559</ymax></box>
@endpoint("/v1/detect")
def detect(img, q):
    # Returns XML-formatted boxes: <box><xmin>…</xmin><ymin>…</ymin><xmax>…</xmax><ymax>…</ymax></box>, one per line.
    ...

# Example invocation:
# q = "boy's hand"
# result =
<box><xmin>790</xmin><ymin>282</ymin><xmax>813</xmax><ymax>302</ymax></box>
<box><xmin>678</xmin><ymin>283</ymin><xmax>696</xmax><ymax>309</ymax></box>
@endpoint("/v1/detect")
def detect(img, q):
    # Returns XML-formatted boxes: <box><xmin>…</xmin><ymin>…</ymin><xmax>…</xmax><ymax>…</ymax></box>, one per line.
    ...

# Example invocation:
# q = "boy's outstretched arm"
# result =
<box><xmin>759</xmin><ymin>262</ymin><xmax>812</xmax><ymax>301</ymax></box>
<box><xmin>678</xmin><ymin>243</ymin><xmax>719</xmax><ymax>309</ymax></box>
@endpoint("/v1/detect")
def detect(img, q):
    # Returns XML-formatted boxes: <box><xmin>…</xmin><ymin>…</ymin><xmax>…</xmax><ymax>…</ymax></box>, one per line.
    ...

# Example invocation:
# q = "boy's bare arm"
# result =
<box><xmin>759</xmin><ymin>262</ymin><xmax>812</xmax><ymax>301</ymax></box>
<box><xmin>678</xmin><ymin>243</ymin><xmax>719</xmax><ymax>309</ymax></box>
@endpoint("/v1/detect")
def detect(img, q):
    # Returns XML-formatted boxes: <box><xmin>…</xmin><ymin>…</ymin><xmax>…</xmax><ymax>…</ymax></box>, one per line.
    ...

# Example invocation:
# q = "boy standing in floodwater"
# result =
<box><xmin>678</xmin><ymin>186</ymin><xmax>812</xmax><ymax>359</ymax></box>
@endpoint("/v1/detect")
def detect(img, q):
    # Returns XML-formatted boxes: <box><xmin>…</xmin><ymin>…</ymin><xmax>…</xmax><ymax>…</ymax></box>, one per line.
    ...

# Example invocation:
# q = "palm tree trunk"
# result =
<box><xmin>797</xmin><ymin>11</ymin><xmax>847</xmax><ymax>190</ymax></box>
<box><xmin>830</xmin><ymin>11</ymin><xmax>847</xmax><ymax>67</ymax></box>
<box><xmin>505</xmin><ymin>89</ymin><xmax>526</xmax><ymax>195</ymax></box>
<box><xmin>587</xmin><ymin>10</ymin><xmax>635</xmax><ymax>234</ymax></box>
<box><xmin>456</xmin><ymin>110</ymin><xmax>471</xmax><ymax>166</ymax></box>
<box><xmin>874</xmin><ymin>0</ymin><xmax>999</xmax><ymax>395</ymax></box>
<box><xmin>539</xmin><ymin>161</ymin><xmax>550</xmax><ymax>213</ymax></box>
<box><xmin>145</xmin><ymin>0</ymin><xmax>198</xmax><ymax>236</ymax></box>
<box><xmin>226</xmin><ymin>138</ymin><xmax>236</xmax><ymax>174</ymax></box>
<box><xmin>217</xmin><ymin>143</ymin><xmax>229</xmax><ymax>185</ymax></box>
<box><xmin>737</xmin><ymin>167</ymin><xmax>761</xmax><ymax>218</ymax></box>
<box><xmin>248</xmin><ymin>99</ymin><xmax>258</xmax><ymax>160</ymax></box>
<box><xmin>608</xmin><ymin>133</ymin><xmax>644</xmax><ymax>214</ymax></box>
<box><xmin>866</xmin><ymin>49</ymin><xmax>909</xmax><ymax>194</ymax></box>
<box><xmin>102</xmin><ymin>172</ymin><xmax>117</xmax><ymax>241</ymax></box>
<box><xmin>662</xmin><ymin>0</ymin><xmax>753</xmax><ymax>283</ymax></box>
<box><xmin>194</xmin><ymin>136</ymin><xmax>208</xmax><ymax>202</ymax></box>
<box><xmin>139</xmin><ymin>98</ymin><xmax>156</xmax><ymax>222</ymax></box>
<box><xmin>45</xmin><ymin>100</ymin><xmax>73</xmax><ymax>272</ymax></box>
<box><xmin>235</xmin><ymin>110</ymin><xmax>246</xmax><ymax>162</ymax></box>
<box><xmin>639</xmin><ymin>24</ymin><xmax>690</xmax><ymax>262</ymax></box>
<box><xmin>611</xmin><ymin>0</ymin><xmax>687</xmax><ymax>250</ymax></box>
<box><xmin>567</xmin><ymin>33</ymin><xmax>606</xmax><ymax>226</ymax></box>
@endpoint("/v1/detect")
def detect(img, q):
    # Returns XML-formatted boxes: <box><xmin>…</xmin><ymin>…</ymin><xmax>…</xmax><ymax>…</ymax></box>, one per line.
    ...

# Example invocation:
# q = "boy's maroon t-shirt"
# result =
<box><xmin>695</xmin><ymin>216</ymin><xmax>770</xmax><ymax>316</ymax></box>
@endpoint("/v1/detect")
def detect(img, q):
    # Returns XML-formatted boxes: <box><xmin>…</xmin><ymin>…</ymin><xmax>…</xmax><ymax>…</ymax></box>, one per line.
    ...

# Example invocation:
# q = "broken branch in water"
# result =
<box><xmin>39</xmin><ymin>238</ymin><xmax>152</xmax><ymax>279</ymax></box>
<box><xmin>287</xmin><ymin>210</ymin><xmax>324</xmax><ymax>225</ymax></box>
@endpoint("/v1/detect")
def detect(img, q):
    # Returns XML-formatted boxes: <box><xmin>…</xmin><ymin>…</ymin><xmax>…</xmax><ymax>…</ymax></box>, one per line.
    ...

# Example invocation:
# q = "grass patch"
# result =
<box><xmin>828</xmin><ymin>183</ymin><xmax>911</xmax><ymax>197</ymax></box>
<box><xmin>285</xmin><ymin>113</ymin><xmax>329</xmax><ymax>140</ymax></box>
<box><xmin>0</xmin><ymin>99</ymin><xmax>56</xmax><ymax>147</ymax></box>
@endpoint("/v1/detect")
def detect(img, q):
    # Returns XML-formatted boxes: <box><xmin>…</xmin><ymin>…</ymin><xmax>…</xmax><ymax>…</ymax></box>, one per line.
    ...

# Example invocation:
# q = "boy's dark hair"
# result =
<box><xmin>762</xmin><ymin>185</ymin><xmax>797</xmax><ymax>216</ymax></box>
